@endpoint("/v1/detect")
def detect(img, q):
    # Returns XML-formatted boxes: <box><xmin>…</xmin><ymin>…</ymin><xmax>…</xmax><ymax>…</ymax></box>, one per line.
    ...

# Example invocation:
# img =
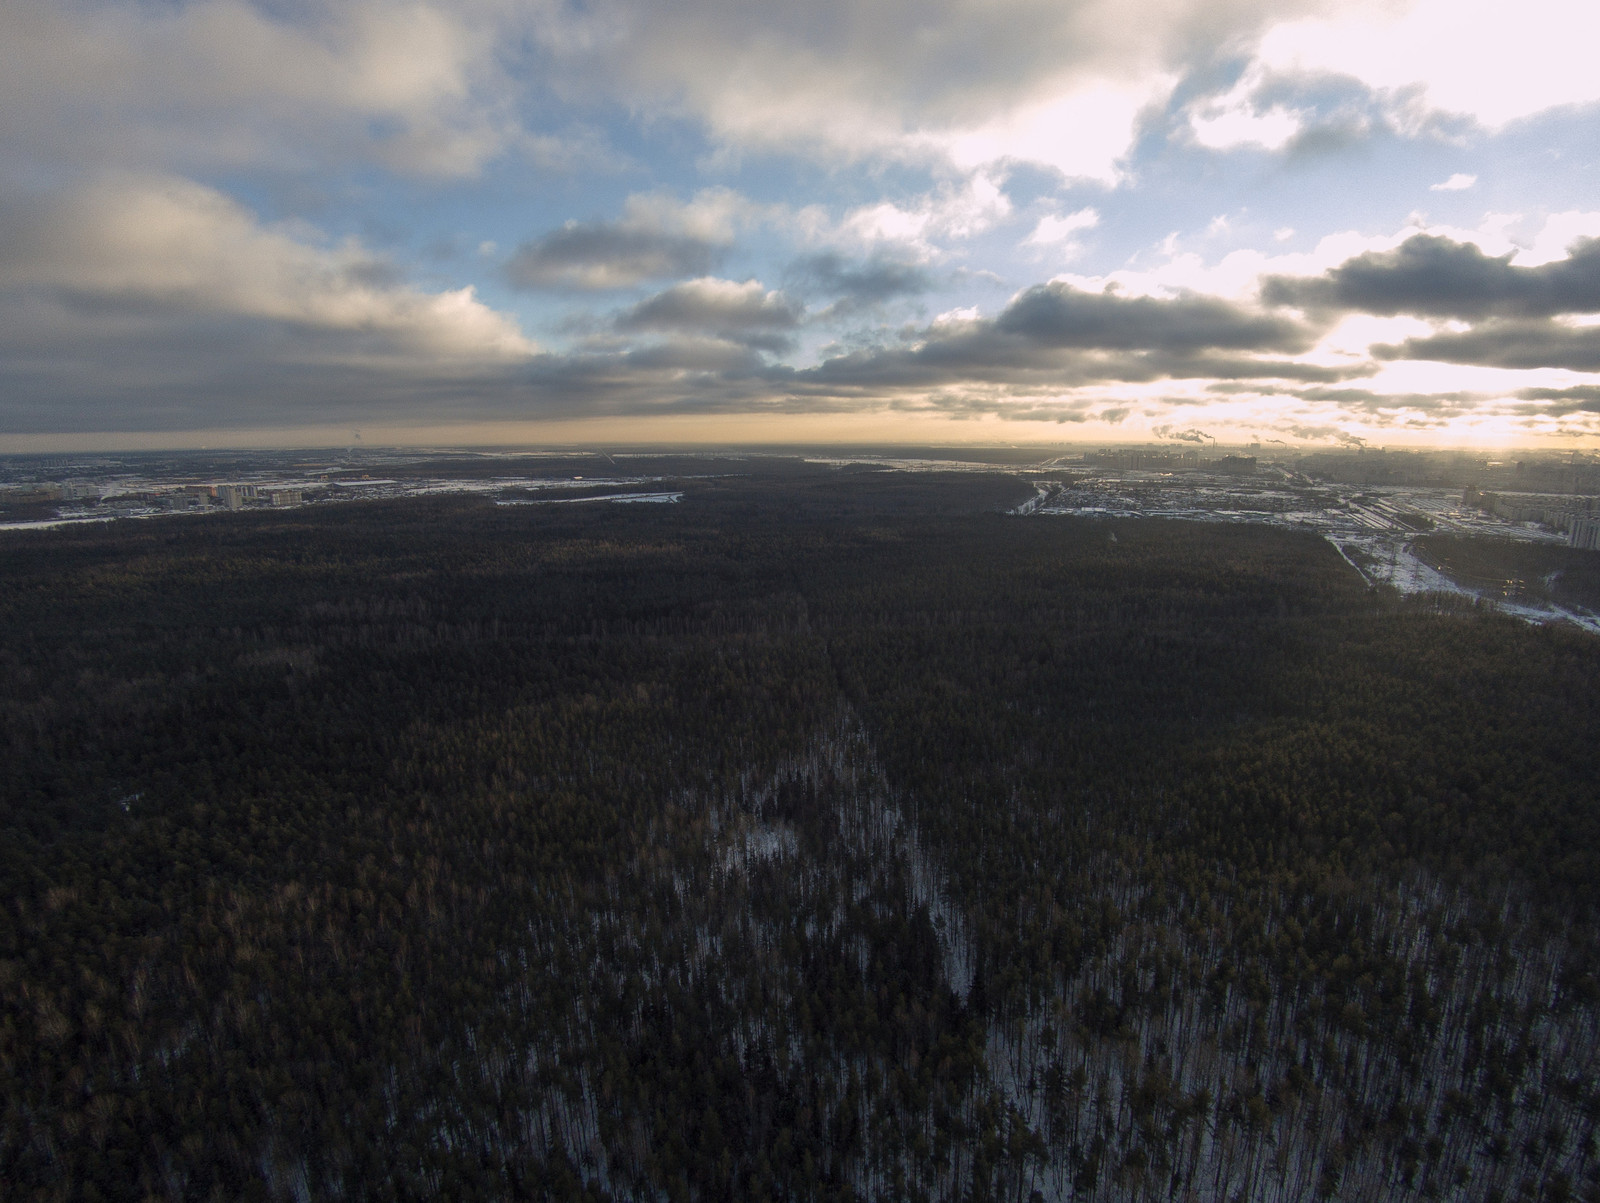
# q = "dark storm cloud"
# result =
<box><xmin>504</xmin><ymin>222</ymin><xmax>720</xmax><ymax>290</ymax></box>
<box><xmin>997</xmin><ymin>282</ymin><xmax>1313</xmax><ymax>352</ymax></box>
<box><xmin>780</xmin><ymin>283</ymin><xmax>1346</xmax><ymax>397</ymax></box>
<box><xmin>790</xmin><ymin>336</ymin><xmax>1183</xmax><ymax>394</ymax></box>
<box><xmin>1289</xmin><ymin>387</ymin><xmax>1482</xmax><ymax>414</ymax></box>
<box><xmin>1263</xmin><ymin>235</ymin><xmax>1600</xmax><ymax>319</ymax></box>
<box><xmin>1515</xmin><ymin>385</ymin><xmax>1600</xmax><ymax>415</ymax></box>
<box><xmin>1374</xmin><ymin>320</ymin><xmax>1600</xmax><ymax>371</ymax></box>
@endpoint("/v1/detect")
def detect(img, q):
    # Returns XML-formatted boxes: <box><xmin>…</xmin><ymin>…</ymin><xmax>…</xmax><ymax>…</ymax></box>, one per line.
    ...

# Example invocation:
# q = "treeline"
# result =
<box><xmin>2</xmin><ymin>468</ymin><xmax>1598</xmax><ymax>1201</ymax></box>
<box><xmin>1414</xmin><ymin>532</ymin><xmax>1600</xmax><ymax>611</ymax></box>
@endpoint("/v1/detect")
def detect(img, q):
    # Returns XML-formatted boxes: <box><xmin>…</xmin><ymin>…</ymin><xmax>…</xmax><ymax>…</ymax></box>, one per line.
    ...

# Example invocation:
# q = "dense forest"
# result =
<box><xmin>1412</xmin><ymin>533</ymin><xmax>1600</xmax><ymax>611</ymax></box>
<box><xmin>3</xmin><ymin>465</ymin><xmax>1599</xmax><ymax>1202</ymax></box>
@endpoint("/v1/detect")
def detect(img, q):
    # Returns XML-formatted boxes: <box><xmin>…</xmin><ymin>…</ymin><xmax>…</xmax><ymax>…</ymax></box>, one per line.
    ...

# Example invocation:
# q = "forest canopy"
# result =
<box><xmin>3</xmin><ymin>467</ymin><xmax>1598</xmax><ymax>1202</ymax></box>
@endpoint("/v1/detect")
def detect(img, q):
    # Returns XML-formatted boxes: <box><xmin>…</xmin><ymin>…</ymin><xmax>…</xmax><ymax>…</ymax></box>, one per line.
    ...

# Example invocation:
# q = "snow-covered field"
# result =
<box><xmin>1022</xmin><ymin>472</ymin><xmax>1600</xmax><ymax>633</ymax></box>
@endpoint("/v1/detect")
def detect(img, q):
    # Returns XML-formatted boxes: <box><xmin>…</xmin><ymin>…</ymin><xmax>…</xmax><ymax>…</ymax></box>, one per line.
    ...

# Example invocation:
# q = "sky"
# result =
<box><xmin>4</xmin><ymin>0</ymin><xmax>1600</xmax><ymax>451</ymax></box>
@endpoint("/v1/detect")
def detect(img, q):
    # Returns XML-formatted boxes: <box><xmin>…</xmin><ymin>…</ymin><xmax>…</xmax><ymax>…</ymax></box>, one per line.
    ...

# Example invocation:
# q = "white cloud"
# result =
<box><xmin>1026</xmin><ymin>208</ymin><xmax>1101</xmax><ymax>248</ymax></box>
<box><xmin>1191</xmin><ymin>103</ymin><xmax>1303</xmax><ymax>151</ymax></box>
<box><xmin>1430</xmin><ymin>173</ymin><xmax>1477</xmax><ymax>191</ymax></box>
<box><xmin>1514</xmin><ymin>211</ymin><xmax>1600</xmax><ymax>267</ymax></box>
<box><xmin>619</xmin><ymin>188</ymin><xmax>770</xmax><ymax>245</ymax></box>
<box><xmin>539</xmin><ymin>0</ymin><xmax>1328</xmax><ymax>177</ymax></box>
<box><xmin>0</xmin><ymin>173</ymin><xmax>535</xmax><ymax>364</ymax></box>
<box><xmin>1254</xmin><ymin>0</ymin><xmax>1600</xmax><ymax>130</ymax></box>
<box><xmin>841</xmin><ymin>173</ymin><xmax>1013</xmax><ymax>256</ymax></box>
<box><xmin>1315</xmin><ymin>313</ymin><xmax>1437</xmax><ymax>358</ymax></box>
<box><xmin>1187</xmin><ymin>66</ymin><xmax>1306</xmax><ymax>151</ymax></box>
<box><xmin>939</xmin><ymin>79</ymin><xmax>1169</xmax><ymax>182</ymax></box>
<box><xmin>1358</xmin><ymin>358</ymin><xmax>1594</xmax><ymax>397</ymax></box>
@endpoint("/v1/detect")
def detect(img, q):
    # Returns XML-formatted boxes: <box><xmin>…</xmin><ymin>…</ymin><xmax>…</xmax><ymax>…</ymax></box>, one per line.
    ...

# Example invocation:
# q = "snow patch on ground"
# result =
<box><xmin>1334</xmin><ymin>534</ymin><xmax>1600</xmax><ymax>634</ymax></box>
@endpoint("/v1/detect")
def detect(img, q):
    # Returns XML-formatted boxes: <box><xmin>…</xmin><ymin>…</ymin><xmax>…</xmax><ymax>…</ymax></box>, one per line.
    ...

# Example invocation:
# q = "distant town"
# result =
<box><xmin>0</xmin><ymin>447</ymin><xmax>672</xmax><ymax>529</ymax></box>
<box><xmin>1015</xmin><ymin>444</ymin><xmax>1600</xmax><ymax>631</ymax></box>
<box><xmin>4</xmin><ymin>443</ymin><xmax>1600</xmax><ymax>631</ymax></box>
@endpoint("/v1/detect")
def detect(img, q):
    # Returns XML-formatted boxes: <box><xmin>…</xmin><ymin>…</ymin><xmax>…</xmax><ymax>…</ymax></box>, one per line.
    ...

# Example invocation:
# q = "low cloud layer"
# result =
<box><xmin>0</xmin><ymin>176</ymin><xmax>526</xmax><ymax>356</ymax></box>
<box><xmin>14</xmin><ymin>212</ymin><xmax>1587</xmax><ymax>434</ymax></box>
<box><xmin>615</xmin><ymin>278</ymin><xmax>802</xmax><ymax>352</ymax></box>
<box><xmin>1265</xmin><ymin>234</ymin><xmax>1600</xmax><ymax>320</ymax></box>
<box><xmin>1376</xmin><ymin>321</ymin><xmax>1600</xmax><ymax>372</ymax></box>
<box><xmin>999</xmin><ymin>283</ymin><xmax>1313</xmax><ymax>352</ymax></box>
<box><xmin>507</xmin><ymin>225</ymin><xmax>720</xmax><ymax>291</ymax></box>
<box><xmin>0</xmin><ymin>174</ymin><xmax>534</xmax><ymax>429</ymax></box>
<box><xmin>1517</xmin><ymin>385</ymin><xmax>1600</xmax><ymax>414</ymax></box>
<box><xmin>786</xmin><ymin>253</ymin><xmax>932</xmax><ymax>310</ymax></box>
<box><xmin>504</xmin><ymin>189</ymin><xmax>763</xmax><ymax>291</ymax></box>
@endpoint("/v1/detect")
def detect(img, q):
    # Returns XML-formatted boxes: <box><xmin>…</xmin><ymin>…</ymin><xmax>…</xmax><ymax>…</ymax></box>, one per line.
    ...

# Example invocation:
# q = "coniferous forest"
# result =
<box><xmin>4</xmin><ymin>464</ymin><xmax>1600</xmax><ymax>1202</ymax></box>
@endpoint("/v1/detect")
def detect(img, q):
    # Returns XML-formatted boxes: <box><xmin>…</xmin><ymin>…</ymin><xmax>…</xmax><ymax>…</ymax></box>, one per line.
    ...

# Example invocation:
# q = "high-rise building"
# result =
<box><xmin>1571</xmin><ymin>515</ymin><xmax>1600</xmax><ymax>552</ymax></box>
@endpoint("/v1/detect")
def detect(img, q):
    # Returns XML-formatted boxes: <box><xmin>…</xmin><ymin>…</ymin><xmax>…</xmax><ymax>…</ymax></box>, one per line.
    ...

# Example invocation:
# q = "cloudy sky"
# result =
<box><xmin>4</xmin><ymin>0</ymin><xmax>1600</xmax><ymax>450</ymax></box>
